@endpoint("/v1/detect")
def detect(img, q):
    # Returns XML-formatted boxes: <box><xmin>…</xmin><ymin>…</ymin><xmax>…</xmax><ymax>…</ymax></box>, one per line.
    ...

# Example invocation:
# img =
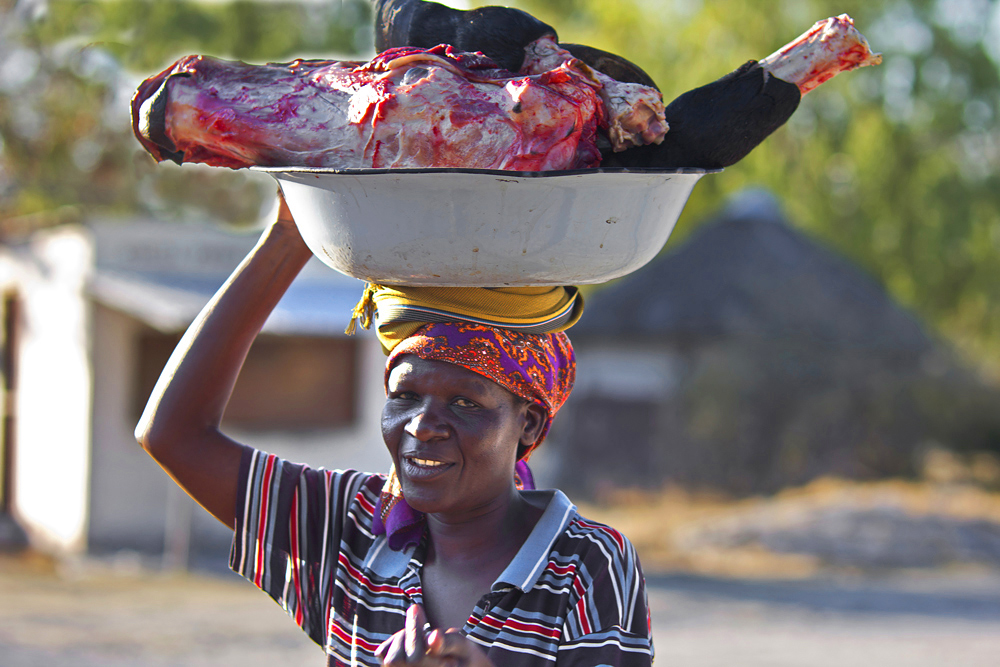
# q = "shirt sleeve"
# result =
<box><xmin>229</xmin><ymin>448</ymin><xmax>370</xmax><ymax>647</ymax></box>
<box><xmin>558</xmin><ymin>530</ymin><xmax>655</xmax><ymax>666</ymax></box>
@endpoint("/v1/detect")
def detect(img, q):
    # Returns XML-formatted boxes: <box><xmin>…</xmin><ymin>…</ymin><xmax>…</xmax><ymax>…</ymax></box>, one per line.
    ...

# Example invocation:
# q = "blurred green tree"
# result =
<box><xmin>515</xmin><ymin>0</ymin><xmax>1000</xmax><ymax>378</ymax></box>
<box><xmin>0</xmin><ymin>0</ymin><xmax>372</xmax><ymax>230</ymax></box>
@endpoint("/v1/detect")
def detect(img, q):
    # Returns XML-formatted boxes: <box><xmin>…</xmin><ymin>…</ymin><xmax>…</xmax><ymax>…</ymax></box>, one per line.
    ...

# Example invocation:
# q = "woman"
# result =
<box><xmin>136</xmin><ymin>196</ymin><xmax>653</xmax><ymax>666</ymax></box>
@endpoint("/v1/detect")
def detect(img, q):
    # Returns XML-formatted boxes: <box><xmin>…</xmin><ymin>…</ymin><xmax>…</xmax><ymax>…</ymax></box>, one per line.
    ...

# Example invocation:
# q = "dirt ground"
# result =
<box><xmin>3</xmin><ymin>551</ymin><xmax>1000</xmax><ymax>667</ymax></box>
<box><xmin>0</xmin><ymin>552</ymin><xmax>320</xmax><ymax>667</ymax></box>
<box><xmin>5</xmin><ymin>478</ymin><xmax>1000</xmax><ymax>666</ymax></box>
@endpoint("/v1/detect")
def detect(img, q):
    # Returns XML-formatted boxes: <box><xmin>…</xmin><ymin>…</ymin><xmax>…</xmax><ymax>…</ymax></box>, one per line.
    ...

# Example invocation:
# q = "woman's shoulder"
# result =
<box><xmin>525</xmin><ymin>489</ymin><xmax>641</xmax><ymax>572</ymax></box>
<box><xmin>294</xmin><ymin>463</ymin><xmax>388</xmax><ymax>516</ymax></box>
<box><xmin>557</xmin><ymin>507</ymin><xmax>640</xmax><ymax>562</ymax></box>
<box><xmin>566</xmin><ymin>511</ymin><xmax>636</xmax><ymax>551</ymax></box>
<box><xmin>240</xmin><ymin>450</ymin><xmax>387</xmax><ymax>517</ymax></box>
<box><xmin>532</xmin><ymin>495</ymin><xmax>650</xmax><ymax>639</ymax></box>
<box><xmin>244</xmin><ymin>450</ymin><xmax>385</xmax><ymax>483</ymax></box>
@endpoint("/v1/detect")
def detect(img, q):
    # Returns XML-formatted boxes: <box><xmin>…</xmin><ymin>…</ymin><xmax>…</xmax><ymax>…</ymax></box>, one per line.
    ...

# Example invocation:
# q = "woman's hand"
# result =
<box><xmin>272</xmin><ymin>189</ymin><xmax>300</xmax><ymax>232</ymax></box>
<box><xmin>376</xmin><ymin>605</ymin><xmax>494</xmax><ymax>667</ymax></box>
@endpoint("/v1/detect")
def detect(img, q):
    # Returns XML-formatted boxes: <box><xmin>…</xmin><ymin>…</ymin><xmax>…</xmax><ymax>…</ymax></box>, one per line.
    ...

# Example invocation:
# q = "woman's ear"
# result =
<box><xmin>519</xmin><ymin>402</ymin><xmax>547</xmax><ymax>451</ymax></box>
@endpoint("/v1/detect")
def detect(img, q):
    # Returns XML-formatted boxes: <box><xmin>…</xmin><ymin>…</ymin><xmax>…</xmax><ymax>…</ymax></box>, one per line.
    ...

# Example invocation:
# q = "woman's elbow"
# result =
<box><xmin>134</xmin><ymin>410</ymin><xmax>162</xmax><ymax>459</ymax></box>
<box><xmin>134</xmin><ymin>403</ymin><xmax>176</xmax><ymax>462</ymax></box>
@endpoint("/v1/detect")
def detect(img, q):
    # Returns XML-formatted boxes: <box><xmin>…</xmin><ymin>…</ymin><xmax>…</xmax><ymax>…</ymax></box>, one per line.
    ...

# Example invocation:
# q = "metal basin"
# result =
<box><xmin>260</xmin><ymin>167</ymin><xmax>715</xmax><ymax>287</ymax></box>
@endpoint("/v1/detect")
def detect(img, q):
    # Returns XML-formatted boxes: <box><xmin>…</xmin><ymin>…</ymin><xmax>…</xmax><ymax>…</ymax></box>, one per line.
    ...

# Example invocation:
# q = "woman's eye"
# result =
<box><xmin>453</xmin><ymin>397</ymin><xmax>478</xmax><ymax>408</ymax></box>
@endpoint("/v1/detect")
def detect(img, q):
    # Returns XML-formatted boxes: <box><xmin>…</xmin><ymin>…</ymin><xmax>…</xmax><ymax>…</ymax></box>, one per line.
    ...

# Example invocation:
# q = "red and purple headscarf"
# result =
<box><xmin>374</xmin><ymin>322</ymin><xmax>575</xmax><ymax>549</ymax></box>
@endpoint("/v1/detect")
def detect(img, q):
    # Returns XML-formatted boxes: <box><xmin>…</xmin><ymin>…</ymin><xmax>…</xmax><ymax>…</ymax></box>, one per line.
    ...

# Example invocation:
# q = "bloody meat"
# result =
<box><xmin>132</xmin><ymin>15</ymin><xmax>880</xmax><ymax>172</ymax></box>
<box><xmin>760</xmin><ymin>15</ymin><xmax>883</xmax><ymax>94</ymax></box>
<box><xmin>132</xmin><ymin>38</ymin><xmax>666</xmax><ymax>171</ymax></box>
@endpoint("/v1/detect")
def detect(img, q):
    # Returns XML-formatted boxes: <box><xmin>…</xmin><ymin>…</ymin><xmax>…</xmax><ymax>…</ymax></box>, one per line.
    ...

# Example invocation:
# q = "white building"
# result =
<box><xmin>0</xmin><ymin>219</ymin><xmax>391</xmax><ymax>565</ymax></box>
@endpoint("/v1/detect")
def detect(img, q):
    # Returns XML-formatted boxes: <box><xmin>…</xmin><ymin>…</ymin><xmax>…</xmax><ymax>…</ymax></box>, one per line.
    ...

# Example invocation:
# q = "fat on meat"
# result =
<box><xmin>132</xmin><ymin>40</ymin><xmax>667</xmax><ymax>171</ymax></box>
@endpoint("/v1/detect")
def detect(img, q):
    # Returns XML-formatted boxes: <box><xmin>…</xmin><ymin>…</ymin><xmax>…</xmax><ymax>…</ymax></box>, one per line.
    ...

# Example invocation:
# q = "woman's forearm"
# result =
<box><xmin>135</xmin><ymin>200</ymin><xmax>314</xmax><ymax>526</ymax></box>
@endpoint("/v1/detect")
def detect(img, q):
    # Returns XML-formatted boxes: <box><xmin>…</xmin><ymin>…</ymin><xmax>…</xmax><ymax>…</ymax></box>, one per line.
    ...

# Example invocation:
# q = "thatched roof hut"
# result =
<box><xmin>572</xmin><ymin>190</ymin><xmax>931</xmax><ymax>355</ymax></box>
<box><xmin>545</xmin><ymin>191</ymin><xmax>998</xmax><ymax>498</ymax></box>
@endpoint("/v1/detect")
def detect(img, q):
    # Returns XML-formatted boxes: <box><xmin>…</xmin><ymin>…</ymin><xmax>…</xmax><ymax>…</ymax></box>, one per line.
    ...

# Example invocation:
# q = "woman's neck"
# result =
<box><xmin>419</xmin><ymin>490</ymin><xmax>547</xmax><ymax>629</ymax></box>
<box><xmin>425</xmin><ymin>489</ymin><xmax>543</xmax><ymax>565</ymax></box>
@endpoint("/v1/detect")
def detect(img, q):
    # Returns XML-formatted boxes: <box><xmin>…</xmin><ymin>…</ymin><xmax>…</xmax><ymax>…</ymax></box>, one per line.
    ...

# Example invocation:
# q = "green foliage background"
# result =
<box><xmin>0</xmin><ymin>0</ymin><xmax>374</xmax><ymax>227</ymax></box>
<box><xmin>1</xmin><ymin>0</ymin><xmax>999</xmax><ymax>378</ymax></box>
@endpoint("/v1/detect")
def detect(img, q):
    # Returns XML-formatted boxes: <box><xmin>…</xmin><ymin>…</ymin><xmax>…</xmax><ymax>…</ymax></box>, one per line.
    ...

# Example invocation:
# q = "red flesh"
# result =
<box><xmin>131</xmin><ymin>44</ymin><xmax>623</xmax><ymax>171</ymax></box>
<box><xmin>759</xmin><ymin>15</ymin><xmax>882</xmax><ymax>95</ymax></box>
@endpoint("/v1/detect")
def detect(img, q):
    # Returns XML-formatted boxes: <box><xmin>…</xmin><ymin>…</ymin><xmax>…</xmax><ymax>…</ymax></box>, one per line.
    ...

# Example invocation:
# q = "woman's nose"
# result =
<box><xmin>404</xmin><ymin>405</ymin><xmax>449</xmax><ymax>441</ymax></box>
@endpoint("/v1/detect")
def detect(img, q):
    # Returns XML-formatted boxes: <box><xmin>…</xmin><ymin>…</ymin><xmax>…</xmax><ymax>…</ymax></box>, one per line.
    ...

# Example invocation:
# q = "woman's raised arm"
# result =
<box><xmin>135</xmin><ymin>195</ymin><xmax>315</xmax><ymax>528</ymax></box>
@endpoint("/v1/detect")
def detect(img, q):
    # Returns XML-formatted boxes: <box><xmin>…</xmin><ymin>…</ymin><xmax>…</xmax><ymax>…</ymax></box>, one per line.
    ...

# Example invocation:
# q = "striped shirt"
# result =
<box><xmin>230</xmin><ymin>450</ymin><xmax>654</xmax><ymax>666</ymax></box>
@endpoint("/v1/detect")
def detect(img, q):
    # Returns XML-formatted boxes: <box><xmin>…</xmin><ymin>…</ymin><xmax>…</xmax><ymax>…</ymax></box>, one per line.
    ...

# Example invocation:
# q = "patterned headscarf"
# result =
<box><xmin>374</xmin><ymin>322</ymin><xmax>575</xmax><ymax>550</ymax></box>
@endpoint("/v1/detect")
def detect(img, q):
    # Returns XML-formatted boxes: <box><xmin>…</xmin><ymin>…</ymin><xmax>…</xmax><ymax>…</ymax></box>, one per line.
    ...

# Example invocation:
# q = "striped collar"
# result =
<box><xmin>364</xmin><ymin>489</ymin><xmax>577</xmax><ymax>594</ymax></box>
<box><xmin>494</xmin><ymin>489</ymin><xmax>576</xmax><ymax>592</ymax></box>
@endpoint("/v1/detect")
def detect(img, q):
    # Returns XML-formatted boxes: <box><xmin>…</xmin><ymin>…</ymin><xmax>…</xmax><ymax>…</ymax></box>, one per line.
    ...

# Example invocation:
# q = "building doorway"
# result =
<box><xmin>0</xmin><ymin>293</ymin><xmax>27</xmax><ymax>550</ymax></box>
<box><xmin>1</xmin><ymin>294</ymin><xmax>20</xmax><ymax>516</ymax></box>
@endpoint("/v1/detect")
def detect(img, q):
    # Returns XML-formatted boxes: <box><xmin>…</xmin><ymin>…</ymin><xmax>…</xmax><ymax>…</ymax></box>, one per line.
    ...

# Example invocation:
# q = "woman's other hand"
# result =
<box><xmin>376</xmin><ymin>605</ymin><xmax>494</xmax><ymax>667</ymax></box>
<box><xmin>272</xmin><ymin>189</ymin><xmax>301</xmax><ymax>233</ymax></box>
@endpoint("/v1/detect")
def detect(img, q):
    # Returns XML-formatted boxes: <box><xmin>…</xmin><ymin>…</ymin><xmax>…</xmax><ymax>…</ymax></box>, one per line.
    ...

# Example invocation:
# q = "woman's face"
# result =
<box><xmin>382</xmin><ymin>355</ymin><xmax>543</xmax><ymax>520</ymax></box>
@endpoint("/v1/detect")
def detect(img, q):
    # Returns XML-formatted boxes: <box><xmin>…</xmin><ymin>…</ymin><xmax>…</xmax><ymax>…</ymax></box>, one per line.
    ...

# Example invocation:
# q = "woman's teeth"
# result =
<box><xmin>411</xmin><ymin>458</ymin><xmax>446</xmax><ymax>468</ymax></box>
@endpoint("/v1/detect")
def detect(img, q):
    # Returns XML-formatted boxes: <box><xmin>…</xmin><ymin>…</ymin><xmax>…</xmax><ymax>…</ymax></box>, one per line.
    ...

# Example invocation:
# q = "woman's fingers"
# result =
<box><xmin>379</xmin><ymin>604</ymin><xmax>431</xmax><ymax>665</ymax></box>
<box><xmin>265</xmin><ymin>189</ymin><xmax>310</xmax><ymax>253</ymax></box>
<box><xmin>405</xmin><ymin>604</ymin><xmax>429</xmax><ymax>660</ymax></box>
<box><xmin>426</xmin><ymin>629</ymin><xmax>494</xmax><ymax>667</ymax></box>
<box><xmin>276</xmin><ymin>189</ymin><xmax>294</xmax><ymax>223</ymax></box>
<box><xmin>375</xmin><ymin>633</ymin><xmax>395</xmax><ymax>659</ymax></box>
<box><xmin>380</xmin><ymin>605</ymin><xmax>492</xmax><ymax>666</ymax></box>
<box><xmin>380</xmin><ymin>632</ymin><xmax>407</xmax><ymax>665</ymax></box>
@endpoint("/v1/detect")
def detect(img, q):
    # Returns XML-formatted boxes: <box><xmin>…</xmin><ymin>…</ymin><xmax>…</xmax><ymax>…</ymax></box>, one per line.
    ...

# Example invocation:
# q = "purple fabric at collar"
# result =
<box><xmin>372</xmin><ymin>460</ymin><xmax>536</xmax><ymax>551</ymax></box>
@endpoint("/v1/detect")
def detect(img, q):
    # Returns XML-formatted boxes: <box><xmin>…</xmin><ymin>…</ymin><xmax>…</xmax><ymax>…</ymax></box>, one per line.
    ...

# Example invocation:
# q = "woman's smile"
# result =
<box><xmin>401</xmin><ymin>455</ymin><xmax>455</xmax><ymax>480</ymax></box>
<box><xmin>409</xmin><ymin>457</ymin><xmax>448</xmax><ymax>469</ymax></box>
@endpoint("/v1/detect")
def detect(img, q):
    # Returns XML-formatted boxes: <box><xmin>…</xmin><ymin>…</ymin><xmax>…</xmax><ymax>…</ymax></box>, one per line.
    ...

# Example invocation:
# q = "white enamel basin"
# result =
<box><xmin>260</xmin><ymin>167</ymin><xmax>714</xmax><ymax>287</ymax></box>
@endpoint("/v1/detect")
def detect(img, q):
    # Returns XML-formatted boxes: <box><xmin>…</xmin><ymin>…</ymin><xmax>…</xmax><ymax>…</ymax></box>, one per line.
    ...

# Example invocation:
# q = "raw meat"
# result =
<box><xmin>132</xmin><ymin>12</ymin><xmax>880</xmax><ymax>172</ymax></box>
<box><xmin>131</xmin><ymin>40</ymin><xmax>667</xmax><ymax>171</ymax></box>
<box><xmin>599</xmin><ymin>15</ymin><xmax>881</xmax><ymax>170</ymax></box>
<box><xmin>368</xmin><ymin>3</ymin><xmax>880</xmax><ymax>171</ymax></box>
<box><xmin>759</xmin><ymin>14</ymin><xmax>883</xmax><ymax>94</ymax></box>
